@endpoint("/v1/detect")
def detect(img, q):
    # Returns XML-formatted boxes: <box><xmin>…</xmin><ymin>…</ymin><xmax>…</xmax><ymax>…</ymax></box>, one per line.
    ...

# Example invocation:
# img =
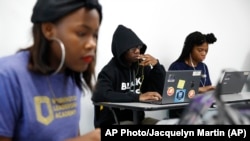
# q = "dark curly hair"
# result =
<box><xmin>176</xmin><ymin>31</ymin><xmax>217</xmax><ymax>62</ymax></box>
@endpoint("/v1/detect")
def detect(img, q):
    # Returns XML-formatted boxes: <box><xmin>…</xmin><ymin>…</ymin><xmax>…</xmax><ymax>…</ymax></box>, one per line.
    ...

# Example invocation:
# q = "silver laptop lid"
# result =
<box><xmin>220</xmin><ymin>71</ymin><xmax>250</xmax><ymax>94</ymax></box>
<box><xmin>161</xmin><ymin>70</ymin><xmax>202</xmax><ymax>104</ymax></box>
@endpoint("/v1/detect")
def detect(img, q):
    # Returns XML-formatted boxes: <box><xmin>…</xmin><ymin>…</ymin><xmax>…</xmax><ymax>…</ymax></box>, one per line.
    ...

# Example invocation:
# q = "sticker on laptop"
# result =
<box><xmin>167</xmin><ymin>86</ymin><xmax>175</xmax><ymax>96</ymax></box>
<box><xmin>188</xmin><ymin>89</ymin><xmax>195</xmax><ymax>99</ymax></box>
<box><xmin>174</xmin><ymin>89</ymin><xmax>186</xmax><ymax>102</ymax></box>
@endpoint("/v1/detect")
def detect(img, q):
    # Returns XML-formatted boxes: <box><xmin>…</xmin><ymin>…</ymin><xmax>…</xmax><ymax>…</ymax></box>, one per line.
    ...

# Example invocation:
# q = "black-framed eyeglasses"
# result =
<box><xmin>129</xmin><ymin>45</ymin><xmax>142</xmax><ymax>53</ymax></box>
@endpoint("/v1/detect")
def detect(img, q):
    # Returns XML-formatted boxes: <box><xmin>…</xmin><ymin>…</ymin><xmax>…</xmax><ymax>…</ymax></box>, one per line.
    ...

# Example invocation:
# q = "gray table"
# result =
<box><xmin>94</xmin><ymin>92</ymin><xmax>250</xmax><ymax>125</ymax></box>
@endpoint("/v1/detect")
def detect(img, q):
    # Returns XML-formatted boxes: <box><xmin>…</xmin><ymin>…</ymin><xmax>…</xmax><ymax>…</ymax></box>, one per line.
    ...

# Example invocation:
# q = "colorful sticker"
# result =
<box><xmin>177</xmin><ymin>79</ymin><xmax>185</xmax><ymax>89</ymax></box>
<box><xmin>188</xmin><ymin>89</ymin><xmax>195</xmax><ymax>99</ymax></box>
<box><xmin>167</xmin><ymin>86</ymin><xmax>175</xmax><ymax>96</ymax></box>
<box><xmin>174</xmin><ymin>89</ymin><xmax>186</xmax><ymax>102</ymax></box>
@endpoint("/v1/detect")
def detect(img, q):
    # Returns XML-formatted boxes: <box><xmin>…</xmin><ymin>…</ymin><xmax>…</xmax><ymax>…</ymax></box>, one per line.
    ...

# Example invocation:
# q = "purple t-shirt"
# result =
<box><xmin>0</xmin><ymin>51</ymin><xmax>82</xmax><ymax>141</ymax></box>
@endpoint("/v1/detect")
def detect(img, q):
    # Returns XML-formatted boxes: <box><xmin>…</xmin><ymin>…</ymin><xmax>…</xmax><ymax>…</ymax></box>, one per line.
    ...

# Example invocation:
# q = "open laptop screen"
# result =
<box><xmin>220</xmin><ymin>71</ymin><xmax>250</xmax><ymax>94</ymax></box>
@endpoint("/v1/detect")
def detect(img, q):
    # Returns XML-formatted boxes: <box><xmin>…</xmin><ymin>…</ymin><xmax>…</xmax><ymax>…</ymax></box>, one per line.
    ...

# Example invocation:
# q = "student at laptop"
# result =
<box><xmin>92</xmin><ymin>24</ymin><xmax>166</xmax><ymax>127</ymax></box>
<box><xmin>168</xmin><ymin>31</ymin><xmax>217</xmax><ymax>118</ymax></box>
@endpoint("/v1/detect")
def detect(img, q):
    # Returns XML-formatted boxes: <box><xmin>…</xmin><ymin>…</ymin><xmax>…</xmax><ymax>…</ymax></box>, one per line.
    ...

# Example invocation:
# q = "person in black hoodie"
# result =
<box><xmin>92</xmin><ymin>24</ymin><xmax>166</xmax><ymax>127</ymax></box>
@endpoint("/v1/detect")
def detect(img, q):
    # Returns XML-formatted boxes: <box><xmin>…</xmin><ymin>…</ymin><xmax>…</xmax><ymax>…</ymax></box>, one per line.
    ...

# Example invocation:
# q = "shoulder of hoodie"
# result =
<box><xmin>99</xmin><ymin>59</ymin><xmax>118</xmax><ymax>74</ymax></box>
<box><xmin>98</xmin><ymin>59</ymin><xmax>127</xmax><ymax>76</ymax></box>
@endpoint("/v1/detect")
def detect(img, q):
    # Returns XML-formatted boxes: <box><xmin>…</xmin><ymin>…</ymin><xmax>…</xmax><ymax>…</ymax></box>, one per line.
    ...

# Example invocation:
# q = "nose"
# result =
<box><xmin>85</xmin><ymin>36</ymin><xmax>97</xmax><ymax>50</ymax></box>
<box><xmin>134</xmin><ymin>48</ymin><xmax>140</xmax><ymax>53</ymax></box>
<box><xmin>201</xmin><ymin>51</ymin><xmax>207</xmax><ymax>56</ymax></box>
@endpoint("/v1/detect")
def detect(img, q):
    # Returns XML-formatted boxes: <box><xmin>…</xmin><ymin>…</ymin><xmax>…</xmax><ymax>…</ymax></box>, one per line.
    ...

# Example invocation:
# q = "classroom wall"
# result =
<box><xmin>97</xmin><ymin>0</ymin><xmax>250</xmax><ymax>86</ymax></box>
<box><xmin>1</xmin><ymin>0</ymin><xmax>249</xmax><ymax>85</ymax></box>
<box><xmin>1</xmin><ymin>0</ymin><xmax>250</xmax><ymax>123</ymax></box>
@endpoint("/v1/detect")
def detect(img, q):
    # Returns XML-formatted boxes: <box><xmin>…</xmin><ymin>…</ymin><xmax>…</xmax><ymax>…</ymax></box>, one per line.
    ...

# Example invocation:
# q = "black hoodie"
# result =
<box><xmin>92</xmin><ymin>25</ymin><xmax>166</xmax><ymax>127</ymax></box>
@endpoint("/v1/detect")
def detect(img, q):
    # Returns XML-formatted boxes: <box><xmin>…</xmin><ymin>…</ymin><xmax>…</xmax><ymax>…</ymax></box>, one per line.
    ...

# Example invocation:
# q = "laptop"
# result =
<box><xmin>143</xmin><ymin>70</ymin><xmax>202</xmax><ymax>105</ymax></box>
<box><xmin>178</xmin><ymin>70</ymin><xmax>250</xmax><ymax>124</ymax></box>
<box><xmin>219</xmin><ymin>71</ymin><xmax>250</xmax><ymax>94</ymax></box>
<box><xmin>203</xmin><ymin>70</ymin><xmax>250</xmax><ymax>95</ymax></box>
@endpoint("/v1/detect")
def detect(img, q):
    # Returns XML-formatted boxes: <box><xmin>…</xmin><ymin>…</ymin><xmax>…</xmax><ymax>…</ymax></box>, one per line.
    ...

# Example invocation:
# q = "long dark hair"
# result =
<box><xmin>19</xmin><ymin>4</ymin><xmax>102</xmax><ymax>91</ymax></box>
<box><xmin>176</xmin><ymin>31</ymin><xmax>217</xmax><ymax>62</ymax></box>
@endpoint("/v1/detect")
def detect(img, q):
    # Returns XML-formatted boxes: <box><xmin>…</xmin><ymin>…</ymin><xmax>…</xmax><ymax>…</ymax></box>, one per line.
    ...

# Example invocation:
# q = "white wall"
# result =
<box><xmin>1</xmin><ymin>0</ymin><xmax>250</xmax><ymax>122</ymax></box>
<box><xmin>0</xmin><ymin>0</ymin><xmax>34</xmax><ymax>56</ymax></box>
<box><xmin>97</xmin><ymin>0</ymin><xmax>250</xmax><ymax>86</ymax></box>
<box><xmin>1</xmin><ymin>0</ymin><xmax>250</xmax><ymax>85</ymax></box>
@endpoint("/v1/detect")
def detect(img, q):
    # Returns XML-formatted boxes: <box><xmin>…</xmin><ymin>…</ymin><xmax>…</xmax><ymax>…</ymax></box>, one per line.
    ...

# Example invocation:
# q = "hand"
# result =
<box><xmin>198</xmin><ymin>86</ymin><xmax>216</xmax><ymax>93</ymax></box>
<box><xmin>139</xmin><ymin>92</ymin><xmax>162</xmax><ymax>101</ymax></box>
<box><xmin>137</xmin><ymin>54</ymin><xmax>158</xmax><ymax>68</ymax></box>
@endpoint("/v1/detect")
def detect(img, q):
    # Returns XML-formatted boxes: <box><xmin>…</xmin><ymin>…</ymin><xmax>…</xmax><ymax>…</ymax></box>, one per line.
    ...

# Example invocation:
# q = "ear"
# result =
<box><xmin>41</xmin><ymin>22</ymin><xmax>55</xmax><ymax>40</ymax></box>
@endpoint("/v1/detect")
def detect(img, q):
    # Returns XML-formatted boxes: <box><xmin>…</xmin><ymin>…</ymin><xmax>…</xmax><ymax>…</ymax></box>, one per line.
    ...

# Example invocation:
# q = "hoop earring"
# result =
<box><xmin>51</xmin><ymin>37</ymin><xmax>66</xmax><ymax>75</ymax></box>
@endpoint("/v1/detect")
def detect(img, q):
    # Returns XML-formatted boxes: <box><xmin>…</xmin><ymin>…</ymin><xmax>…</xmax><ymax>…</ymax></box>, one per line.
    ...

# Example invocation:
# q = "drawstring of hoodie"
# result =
<box><xmin>129</xmin><ymin>61</ymin><xmax>145</xmax><ymax>93</ymax></box>
<box><xmin>133</xmin><ymin>70</ymin><xmax>136</xmax><ymax>92</ymax></box>
<box><xmin>135</xmin><ymin>62</ymin><xmax>145</xmax><ymax>93</ymax></box>
<box><xmin>129</xmin><ymin>69</ymin><xmax>136</xmax><ymax>92</ymax></box>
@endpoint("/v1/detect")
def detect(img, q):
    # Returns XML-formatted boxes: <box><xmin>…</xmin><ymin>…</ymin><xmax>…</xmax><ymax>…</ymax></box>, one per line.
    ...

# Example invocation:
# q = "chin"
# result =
<box><xmin>81</xmin><ymin>65</ymin><xmax>89</xmax><ymax>72</ymax></box>
<box><xmin>72</xmin><ymin>65</ymin><xmax>89</xmax><ymax>72</ymax></box>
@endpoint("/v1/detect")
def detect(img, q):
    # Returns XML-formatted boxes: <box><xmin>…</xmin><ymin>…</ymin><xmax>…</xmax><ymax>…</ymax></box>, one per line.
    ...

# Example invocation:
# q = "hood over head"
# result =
<box><xmin>111</xmin><ymin>24</ymin><xmax>147</xmax><ymax>66</ymax></box>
